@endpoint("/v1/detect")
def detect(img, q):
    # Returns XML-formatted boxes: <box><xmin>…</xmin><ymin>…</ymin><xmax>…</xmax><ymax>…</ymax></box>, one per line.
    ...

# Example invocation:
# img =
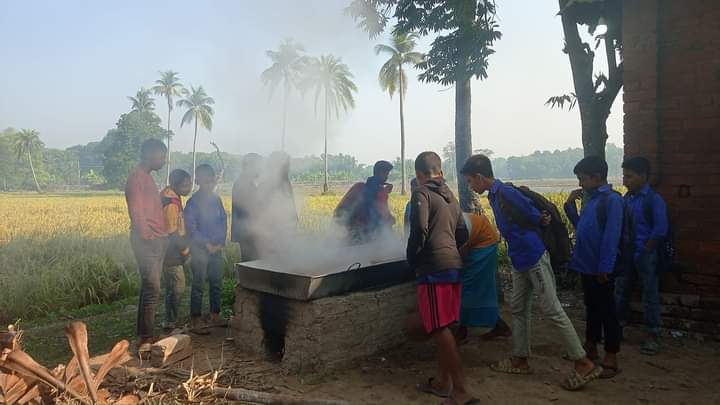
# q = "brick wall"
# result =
<box><xmin>623</xmin><ymin>0</ymin><xmax>720</xmax><ymax>334</ymax></box>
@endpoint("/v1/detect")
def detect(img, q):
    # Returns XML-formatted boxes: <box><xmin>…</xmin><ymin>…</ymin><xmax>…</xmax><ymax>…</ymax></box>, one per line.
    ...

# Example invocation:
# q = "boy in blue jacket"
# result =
<box><xmin>617</xmin><ymin>157</ymin><xmax>668</xmax><ymax>356</ymax></box>
<box><xmin>565</xmin><ymin>156</ymin><xmax>624</xmax><ymax>379</ymax></box>
<box><xmin>185</xmin><ymin>164</ymin><xmax>228</xmax><ymax>334</ymax></box>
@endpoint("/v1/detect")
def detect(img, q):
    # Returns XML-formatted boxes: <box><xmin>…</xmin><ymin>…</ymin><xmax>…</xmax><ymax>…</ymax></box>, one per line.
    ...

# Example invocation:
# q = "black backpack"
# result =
<box><xmin>498</xmin><ymin>184</ymin><xmax>572</xmax><ymax>269</ymax></box>
<box><xmin>599</xmin><ymin>188</ymin><xmax>675</xmax><ymax>273</ymax></box>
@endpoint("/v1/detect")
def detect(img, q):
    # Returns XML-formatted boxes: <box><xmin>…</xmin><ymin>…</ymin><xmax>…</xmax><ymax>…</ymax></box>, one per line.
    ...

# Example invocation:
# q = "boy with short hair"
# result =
<box><xmin>564</xmin><ymin>156</ymin><xmax>623</xmax><ymax>378</ymax></box>
<box><xmin>125</xmin><ymin>138</ymin><xmax>168</xmax><ymax>353</ymax></box>
<box><xmin>461</xmin><ymin>154</ymin><xmax>602</xmax><ymax>391</ymax></box>
<box><xmin>407</xmin><ymin>152</ymin><xmax>475</xmax><ymax>405</ymax></box>
<box><xmin>161</xmin><ymin>169</ymin><xmax>193</xmax><ymax>331</ymax></box>
<box><xmin>335</xmin><ymin>160</ymin><xmax>396</xmax><ymax>243</ymax></box>
<box><xmin>617</xmin><ymin>157</ymin><xmax>668</xmax><ymax>355</ymax></box>
<box><xmin>184</xmin><ymin>164</ymin><xmax>228</xmax><ymax>334</ymax></box>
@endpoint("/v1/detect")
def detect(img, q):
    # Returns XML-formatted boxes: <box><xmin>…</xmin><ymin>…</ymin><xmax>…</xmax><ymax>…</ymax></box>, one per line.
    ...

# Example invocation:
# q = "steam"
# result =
<box><xmin>238</xmin><ymin>154</ymin><xmax>406</xmax><ymax>275</ymax></box>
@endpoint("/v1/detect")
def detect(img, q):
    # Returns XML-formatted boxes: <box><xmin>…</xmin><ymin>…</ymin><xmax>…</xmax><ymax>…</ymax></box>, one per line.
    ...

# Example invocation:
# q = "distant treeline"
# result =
<box><xmin>1</xmin><ymin>121</ymin><xmax>623</xmax><ymax>191</ymax></box>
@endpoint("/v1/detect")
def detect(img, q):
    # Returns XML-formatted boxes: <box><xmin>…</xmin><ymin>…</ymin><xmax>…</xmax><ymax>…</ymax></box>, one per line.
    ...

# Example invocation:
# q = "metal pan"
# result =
<box><xmin>235</xmin><ymin>258</ymin><xmax>413</xmax><ymax>301</ymax></box>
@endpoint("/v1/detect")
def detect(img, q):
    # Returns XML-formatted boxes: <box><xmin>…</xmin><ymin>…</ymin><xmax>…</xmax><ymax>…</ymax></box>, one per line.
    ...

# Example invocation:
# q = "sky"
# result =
<box><xmin>0</xmin><ymin>1</ymin><xmax>623</xmax><ymax>164</ymax></box>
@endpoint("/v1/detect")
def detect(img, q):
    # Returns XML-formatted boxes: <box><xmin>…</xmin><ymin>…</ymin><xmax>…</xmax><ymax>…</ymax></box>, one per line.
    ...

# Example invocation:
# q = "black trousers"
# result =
<box><xmin>582</xmin><ymin>274</ymin><xmax>621</xmax><ymax>354</ymax></box>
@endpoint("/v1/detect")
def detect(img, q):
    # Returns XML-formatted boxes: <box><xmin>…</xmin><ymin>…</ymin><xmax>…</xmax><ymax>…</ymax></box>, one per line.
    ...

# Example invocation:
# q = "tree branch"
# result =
<box><xmin>598</xmin><ymin>60</ymin><xmax>623</xmax><ymax>112</ymax></box>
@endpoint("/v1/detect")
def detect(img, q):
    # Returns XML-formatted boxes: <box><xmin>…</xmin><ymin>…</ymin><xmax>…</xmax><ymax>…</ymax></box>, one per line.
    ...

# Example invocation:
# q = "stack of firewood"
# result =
<box><xmin>0</xmin><ymin>321</ymin><xmax>137</xmax><ymax>404</ymax></box>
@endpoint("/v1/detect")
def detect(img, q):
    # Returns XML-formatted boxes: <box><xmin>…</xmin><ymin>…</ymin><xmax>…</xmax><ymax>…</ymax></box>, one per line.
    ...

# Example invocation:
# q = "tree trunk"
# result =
<box><xmin>28</xmin><ymin>151</ymin><xmax>41</xmax><ymax>193</ymax></box>
<box><xmin>455</xmin><ymin>78</ymin><xmax>472</xmax><ymax>212</ymax></box>
<box><xmin>399</xmin><ymin>65</ymin><xmax>407</xmax><ymax>195</ymax></box>
<box><xmin>323</xmin><ymin>89</ymin><xmax>329</xmax><ymax>194</ymax></box>
<box><xmin>282</xmin><ymin>79</ymin><xmax>289</xmax><ymax>152</ymax></box>
<box><xmin>559</xmin><ymin>0</ymin><xmax>607</xmax><ymax>159</ymax></box>
<box><xmin>166</xmin><ymin>99</ymin><xmax>172</xmax><ymax>186</ymax></box>
<box><xmin>191</xmin><ymin>117</ymin><xmax>198</xmax><ymax>189</ymax></box>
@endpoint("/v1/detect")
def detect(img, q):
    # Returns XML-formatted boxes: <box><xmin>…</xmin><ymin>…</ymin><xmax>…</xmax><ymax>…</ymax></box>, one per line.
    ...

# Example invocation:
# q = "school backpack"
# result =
<box><xmin>498</xmin><ymin>184</ymin><xmax>572</xmax><ymax>269</ymax></box>
<box><xmin>598</xmin><ymin>188</ymin><xmax>675</xmax><ymax>273</ymax></box>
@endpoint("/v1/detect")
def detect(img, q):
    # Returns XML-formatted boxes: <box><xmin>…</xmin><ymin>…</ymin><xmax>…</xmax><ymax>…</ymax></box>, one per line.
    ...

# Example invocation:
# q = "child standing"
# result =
<box><xmin>184</xmin><ymin>164</ymin><xmax>228</xmax><ymax>334</ymax></box>
<box><xmin>616</xmin><ymin>157</ymin><xmax>668</xmax><ymax>356</ymax></box>
<box><xmin>407</xmin><ymin>152</ymin><xmax>475</xmax><ymax>405</ymax></box>
<box><xmin>461</xmin><ymin>154</ymin><xmax>601</xmax><ymax>391</ymax></box>
<box><xmin>564</xmin><ymin>156</ymin><xmax>624</xmax><ymax>378</ymax></box>
<box><xmin>160</xmin><ymin>169</ymin><xmax>193</xmax><ymax>331</ymax></box>
<box><xmin>125</xmin><ymin>139</ymin><xmax>168</xmax><ymax>353</ymax></box>
<box><xmin>455</xmin><ymin>210</ymin><xmax>512</xmax><ymax>344</ymax></box>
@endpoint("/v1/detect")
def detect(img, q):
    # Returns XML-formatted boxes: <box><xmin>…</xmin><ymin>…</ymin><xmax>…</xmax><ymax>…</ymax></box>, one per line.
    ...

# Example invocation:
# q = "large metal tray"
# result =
<box><xmin>235</xmin><ymin>258</ymin><xmax>413</xmax><ymax>301</ymax></box>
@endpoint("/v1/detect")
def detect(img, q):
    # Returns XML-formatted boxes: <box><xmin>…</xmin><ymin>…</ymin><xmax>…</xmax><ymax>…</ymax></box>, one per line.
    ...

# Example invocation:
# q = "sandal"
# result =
<box><xmin>599</xmin><ymin>365</ymin><xmax>622</xmax><ymax>379</ymax></box>
<box><xmin>490</xmin><ymin>358</ymin><xmax>532</xmax><ymax>375</ymax></box>
<box><xmin>416</xmin><ymin>377</ymin><xmax>450</xmax><ymax>398</ymax></box>
<box><xmin>441</xmin><ymin>398</ymin><xmax>481</xmax><ymax>405</ymax></box>
<box><xmin>640</xmin><ymin>340</ymin><xmax>660</xmax><ymax>356</ymax></box>
<box><xmin>561</xmin><ymin>365</ymin><xmax>603</xmax><ymax>391</ymax></box>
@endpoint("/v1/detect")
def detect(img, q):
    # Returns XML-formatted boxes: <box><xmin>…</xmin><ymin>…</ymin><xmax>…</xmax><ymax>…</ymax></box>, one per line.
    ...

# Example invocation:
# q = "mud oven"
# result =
<box><xmin>230</xmin><ymin>253</ymin><xmax>416</xmax><ymax>373</ymax></box>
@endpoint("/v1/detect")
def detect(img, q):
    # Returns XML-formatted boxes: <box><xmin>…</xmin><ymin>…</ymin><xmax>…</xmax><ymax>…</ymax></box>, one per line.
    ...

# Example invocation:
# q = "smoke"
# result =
<box><xmin>239</xmin><ymin>154</ymin><xmax>406</xmax><ymax>275</ymax></box>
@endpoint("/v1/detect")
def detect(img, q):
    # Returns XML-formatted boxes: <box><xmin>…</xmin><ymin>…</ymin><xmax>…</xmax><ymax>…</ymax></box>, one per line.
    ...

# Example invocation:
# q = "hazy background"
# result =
<box><xmin>0</xmin><ymin>0</ymin><xmax>623</xmax><ymax>164</ymax></box>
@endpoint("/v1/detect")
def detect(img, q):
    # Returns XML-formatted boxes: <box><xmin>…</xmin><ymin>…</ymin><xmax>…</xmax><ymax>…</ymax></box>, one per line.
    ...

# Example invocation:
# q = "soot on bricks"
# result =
<box><xmin>232</xmin><ymin>257</ymin><xmax>416</xmax><ymax>372</ymax></box>
<box><xmin>259</xmin><ymin>292</ymin><xmax>288</xmax><ymax>360</ymax></box>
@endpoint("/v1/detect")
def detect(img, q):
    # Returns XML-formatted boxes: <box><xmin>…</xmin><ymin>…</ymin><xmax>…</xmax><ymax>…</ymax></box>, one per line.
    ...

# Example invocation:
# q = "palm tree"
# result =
<box><xmin>261</xmin><ymin>39</ymin><xmax>307</xmax><ymax>152</ymax></box>
<box><xmin>13</xmin><ymin>129</ymin><xmax>44</xmax><ymax>192</ymax></box>
<box><xmin>375</xmin><ymin>31</ymin><xmax>424</xmax><ymax>195</ymax></box>
<box><xmin>128</xmin><ymin>88</ymin><xmax>156</xmax><ymax>113</ymax></box>
<box><xmin>177</xmin><ymin>86</ymin><xmax>215</xmax><ymax>187</ymax></box>
<box><xmin>153</xmin><ymin>71</ymin><xmax>185</xmax><ymax>185</ymax></box>
<box><xmin>301</xmin><ymin>55</ymin><xmax>358</xmax><ymax>193</ymax></box>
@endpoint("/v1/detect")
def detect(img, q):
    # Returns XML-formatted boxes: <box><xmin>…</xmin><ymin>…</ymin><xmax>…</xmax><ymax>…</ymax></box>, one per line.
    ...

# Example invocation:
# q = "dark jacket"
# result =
<box><xmin>231</xmin><ymin>177</ymin><xmax>258</xmax><ymax>243</ymax></box>
<box><xmin>406</xmin><ymin>178</ymin><xmax>468</xmax><ymax>276</ymax></box>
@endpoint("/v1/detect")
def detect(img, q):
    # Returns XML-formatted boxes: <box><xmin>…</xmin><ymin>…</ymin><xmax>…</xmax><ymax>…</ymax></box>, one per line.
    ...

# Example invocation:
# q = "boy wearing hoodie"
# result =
<box><xmin>407</xmin><ymin>152</ymin><xmax>474</xmax><ymax>405</ymax></box>
<box><xmin>160</xmin><ymin>169</ymin><xmax>193</xmax><ymax>331</ymax></box>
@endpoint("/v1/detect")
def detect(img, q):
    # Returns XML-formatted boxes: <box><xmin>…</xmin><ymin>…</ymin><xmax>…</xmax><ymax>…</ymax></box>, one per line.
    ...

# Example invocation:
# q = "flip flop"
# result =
<box><xmin>440</xmin><ymin>397</ymin><xmax>482</xmax><ymax>405</ymax></box>
<box><xmin>599</xmin><ymin>365</ymin><xmax>622</xmax><ymax>379</ymax></box>
<box><xmin>641</xmin><ymin>340</ymin><xmax>660</xmax><ymax>356</ymax></box>
<box><xmin>190</xmin><ymin>327</ymin><xmax>211</xmax><ymax>336</ymax></box>
<box><xmin>489</xmin><ymin>358</ymin><xmax>532</xmax><ymax>375</ymax></box>
<box><xmin>416</xmin><ymin>378</ymin><xmax>450</xmax><ymax>398</ymax></box>
<box><xmin>561</xmin><ymin>365</ymin><xmax>603</xmax><ymax>391</ymax></box>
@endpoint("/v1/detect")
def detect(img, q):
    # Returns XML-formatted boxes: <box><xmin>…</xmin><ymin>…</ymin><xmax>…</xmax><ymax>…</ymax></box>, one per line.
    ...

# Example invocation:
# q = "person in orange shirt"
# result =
<box><xmin>160</xmin><ymin>169</ymin><xmax>193</xmax><ymax>331</ymax></box>
<box><xmin>455</xmin><ymin>207</ymin><xmax>512</xmax><ymax>343</ymax></box>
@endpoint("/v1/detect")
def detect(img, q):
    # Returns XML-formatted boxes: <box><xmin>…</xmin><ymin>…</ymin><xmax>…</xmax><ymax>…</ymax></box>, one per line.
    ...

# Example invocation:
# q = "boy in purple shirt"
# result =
<box><xmin>185</xmin><ymin>164</ymin><xmax>228</xmax><ymax>334</ymax></box>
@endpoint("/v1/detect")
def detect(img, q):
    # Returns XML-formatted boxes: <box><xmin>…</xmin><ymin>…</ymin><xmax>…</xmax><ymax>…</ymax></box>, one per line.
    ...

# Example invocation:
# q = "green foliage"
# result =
<box><xmin>178</xmin><ymin>86</ymin><xmax>215</xmax><ymax>131</ymax></box>
<box><xmin>301</xmin><ymin>55</ymin><xmax>358</xmax><ymax>118</ymax></box>
<box><xmin>0</xmin><ymin>236</ymin><xmax>138</xmax><ymax>323</ymax></box>
<box><xmin>261</xmin><ymin>39</ymin><xmax>307</xmax><ymax>99</ymax></box>
<box><xmin>98</xmin><ymin>111</ymin><xmax>169</xmax><ymax>188</ymax></box>
<box><xmin>128</xmin><ymin>87</ymin><xmax>156</xmax><ymax>113</ymax></box>
<box><xmin>82</xmin><ymin>169</ymin><xmax>105</xmax><ymax>186</ymax></box>
<box><xmin>152</xmin><ymin>71</ymin><xmax>185</xmax><ymax>112</ymax></box>
<box><xmin>375</xmin><ymin>31</ymin><xmax>424</xmax><ymax>98</ymax></box>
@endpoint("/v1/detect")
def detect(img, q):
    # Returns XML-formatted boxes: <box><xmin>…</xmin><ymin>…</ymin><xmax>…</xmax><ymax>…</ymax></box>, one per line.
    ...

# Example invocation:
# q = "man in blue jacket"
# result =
<box><xmin>461</xmin><ymin>154</ymin><xmax>601</xmax><ymax>391</ymax></box>
<box><xmin>617</xmin><ymin>157</ymin><xmax>668</xmax><ymax>356</ymax></box>
<box><xmin>185</xmin><ymin>164</ymin><xmax>228</xmax><ymax>334</ymax></box>
<box><xmin>565</xmin><ymin>156</ymin><xmax>623</xmax><ymax>379</ymax></box>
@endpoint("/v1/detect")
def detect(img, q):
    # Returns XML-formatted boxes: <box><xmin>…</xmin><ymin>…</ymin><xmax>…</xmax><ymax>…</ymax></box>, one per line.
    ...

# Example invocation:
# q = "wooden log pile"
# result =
<box><xmin>0</xmin><ymin>322</ymin><xmax>134</xmax><ymax>404</ymax></box>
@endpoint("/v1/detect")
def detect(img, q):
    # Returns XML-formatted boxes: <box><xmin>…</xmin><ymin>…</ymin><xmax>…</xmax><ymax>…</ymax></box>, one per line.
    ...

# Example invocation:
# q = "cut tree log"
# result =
<box><xmin>150</xmin><ymin>335</ymin><xmax>192</xmax><ymax>368</ymax></box>
<box><xmin>212</xmin><ymin>387</ymin><xmax>349</xmax><ymax>405</ymax></box>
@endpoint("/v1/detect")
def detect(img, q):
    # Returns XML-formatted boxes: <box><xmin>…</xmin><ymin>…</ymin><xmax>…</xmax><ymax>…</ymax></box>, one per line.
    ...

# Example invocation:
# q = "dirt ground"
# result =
<box><xmin>160</xmin><ymin>304</ymin><xmax>720</xmax><ymax>405</ymax></box>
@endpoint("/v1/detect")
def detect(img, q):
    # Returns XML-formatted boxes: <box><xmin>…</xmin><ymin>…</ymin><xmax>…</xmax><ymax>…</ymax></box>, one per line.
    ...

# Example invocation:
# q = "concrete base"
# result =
<box><xmin>231</xmin><ymin>282</ymin><xmax>416</xmax><ymax>373</ymax></box>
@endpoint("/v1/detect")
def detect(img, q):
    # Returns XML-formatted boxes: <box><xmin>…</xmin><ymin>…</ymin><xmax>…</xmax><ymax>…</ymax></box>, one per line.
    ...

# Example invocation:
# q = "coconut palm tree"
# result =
<box><xmin>261</xmin><ymin>39</ymin><xmax>307</xmax><ymax>152</ymax></box>
<box><xmin>129</xmin><ymin>88</ymin><xmax>156</xmax><ymax>113</ymax></box>
<box><xmin>375</xmin><ymin>31</ymin><xmax>424</xmax><ymax>195</ymax></box>
<box><xmin>13</xmin><ymin>129</ymin><xmax>44</xmax><ymax>192</ymax></box>
<box><xmin>177</xmin><ymin>86</ymin><xmax>215</xmax><ymax>186</ymax></box>
<box><xmin>152</xmin><ymin>71</ymin><xmax>185</xmax><ymax>185</ymax></box>
<box><xmin>301</xmin><ymin>55</ymin><xmax>358</xmax><ymax>193</ymax></box>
